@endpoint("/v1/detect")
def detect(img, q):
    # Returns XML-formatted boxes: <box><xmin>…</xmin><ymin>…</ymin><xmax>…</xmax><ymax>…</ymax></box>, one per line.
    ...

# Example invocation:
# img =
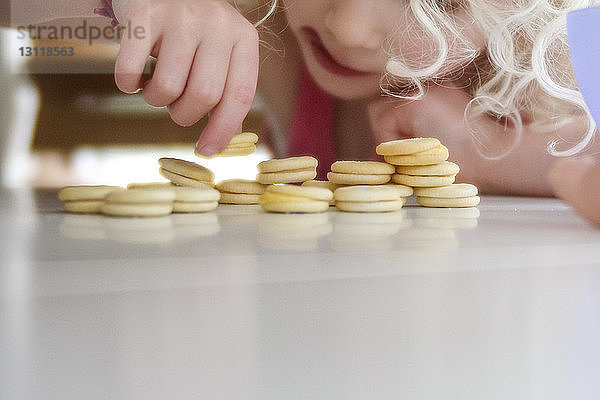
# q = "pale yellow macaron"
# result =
<box><xmin>376</xmin><ymin>137</ymin><xmax>441</xmax><ymax>156</ymax></box>
<box><xmin>257</xmin><ymin>156</ymin><xmax>318</xmax><ymax>173</ymax></box>
<box><xmin>58</xmin><ymin>185</ymin><xmax>124</xmax><ymax>202</ymax></box>
<box><xmin>257</xmin><ymin>169</ymin><xmax>318</xmax><ymax>185</ymax></box>
<box><xmin>392</xmin><ymin>174</ymin><xmax>456</xmax><ymax>187</ymax></box>
<box><xmin>58</xmin><ymin>185</ymin><xmax>124</xmax><ymax>214</ymax></box>
<box><xmin>102</xmin><ymin>188</ymin><xmax>176</xmax><ymax>217</ymax></box>
<box><xmin>257</xmin><ymin>156</ymin><xmax>318</xmax><ymax>184</ymax></box>
<box><xmin>333</xmin><ymin>185</ymin><xmax>405</xmax><ymax>213</ymax></box>
<box><xmin>413</xmin><ymin>183</ymin><xmax>478</xmax><ymax>198</ymax></box>
<box><xmin>330</xmin><ymin>160</ymin><xmax>395</xmax><ymax>175</ymax></box>
<box><xmin>216</xmin><ymin>179</ymin><xmax>267</xmax><ymax>204</ymax></box>
<box><xmin>395</xmin><ymin>161</ymin><xmax>460</xmax><ymax>176</ymax></box>
<box><xmin>158</xmin><ymin>157</ymin><xmax>215</xmax><ymax>185</ymax></box>
<box><xmin>259</xmin><ymin>184</ymin><xmax>332</xmax><ymax>213</ymax></box>
<box><xmin>414</xmin><ymin>183</ymin><xmax>480</xmax><ymax>208</ymax></box>
<box><xmin>327</xmin><ymin>172</ymin><xmax>391</xmax><ymax>185</ymax></box>
<box><xmin>384</xmin><ymin>145</ymin><xmax>449</xmax><ymax>166</ymax></box>
<box><xmin>194</xmin><ymin>132</ymin><xmax>259</xmax><ymax>158</ymax></box>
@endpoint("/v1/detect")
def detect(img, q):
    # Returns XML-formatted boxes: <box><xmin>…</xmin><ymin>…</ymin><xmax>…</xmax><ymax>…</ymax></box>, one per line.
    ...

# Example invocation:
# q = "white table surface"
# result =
<box><xmin>1</xmin><ymin>188</ymin><xmax>600</xmax><ymax>400</ymax></box>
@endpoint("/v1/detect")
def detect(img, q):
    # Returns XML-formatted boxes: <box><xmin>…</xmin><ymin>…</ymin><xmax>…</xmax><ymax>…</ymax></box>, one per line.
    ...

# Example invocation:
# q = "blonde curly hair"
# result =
<box><xmin>385</xmin><ymin>0</ymin><xmax>600</xmax><ymax>158</ymax></box>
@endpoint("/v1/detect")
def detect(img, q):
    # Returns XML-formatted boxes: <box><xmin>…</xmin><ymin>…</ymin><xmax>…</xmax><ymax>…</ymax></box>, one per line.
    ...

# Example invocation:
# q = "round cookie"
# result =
<box><xmin>376</xmin><ymin>137</ymin><xmax>441</xmax><ymax>156</ymax></box>
<box><xmin>227</xmin><ymin>132</ymin><xmax>259</xmax><ymax>145</ymax></box>
<box><xmin>266</xmin><ymin>184</ymin><xmax>333</xmax><ymax>202</ymax></box>
<box><xmin>219</xmin><ymin>192</ymin><xmax>262</xmax><ymax>204</ymax></box>
<box><xmin>413</xmin><ymin>183</ymin><xmax>478</xmax><ymax>198</ymax></box>
<box><xmin>260</xmin><ymin>200</ymin><xmax>329</xmax><ymax>214</ymax></box>
<box><xmin>215</xmin><ymin>144</ymin><xmax>256</xmax><ymax>157</ymax></box>
<box><xmin>216</xmin><ymin>179</ymin><xmax>266</xmax><ymax>194</ymax></box>
<box><xmin>301</xmin><ymin>180</ymin><xmax>341</xmax><ymax>191</ymax></box>
<box><xmin>63</xmin><ymin>200</ymin><xmax>105</xmax><ymax>213</ymax></box>
<box><xmin>158</xmin><ymin>158</ymin><xmax>214</xmax><ymax>183</ymax></box>
<box><xmin>172</xmin><ymin>201</ymin><xmax>219</xmax><ymax>213</ymax></box>
<box><xmin>395</xmin><ymin>161</ymin><xmax>460</xmax><ymax>176</ymax></box>
<box><xmin>224</xmin><ymin>142</ymin><xmax>259</xmax><ymax>150</ymax></box>
<box><xmin>302</xmin><ymin>180</ymin><xmax>340</xmax><ymax>205</ymax></box>
<box><xmin>336</xmin><ymin>199</ymin><xmax>405</xmax><ymax>213</ymax></box>
<box><xmin>334</xmin><ymin>185</ymin><xmax>402</xmax><ymax>202</ymax></box>
<box><xmin>257</xmin><ymin>156</ymin><xmax>318</xmax><ymax>173</ymax></box>
<box><xmin>105</xmin><ymin>188</ymin><xmax>176</xmax><ymax>204</ymax></box>
<box><xmin>259</xmin><ymin>189</ymin><xmax>330</xmax><ymax>213</ymax></box>
<box><xmin>194</xmin><ymin>133</ymin><xmax>257</xmax><ymax>158</ymax></box>
<box><xmin>58</xmin><ymin>185</ymin><xmax>123</xmax><ymax>201</ymax></box>
<box><xmin>257</xmin><ymin>168</ymin><xmax>317</xmax><ymax>184</ymax></box>
<box><xmin>330</xmin><ymin>161</ymin><xmax>395</xmax><ymax>175</ymax></box>
<box><xmin>384</xmin><ymin>145</ymin><xmax>449</xmax><ymax>166</ymax></box>
<box><xmin>392</xmin><ymin>174</ymin><xmax>456</xmax><ymax>187</ymax></box>
<box><xmin>417</xmin><ymin>196</ymin><xmax>481</xmax><ymax>208</ymax></box>
<box><xmin>101</xmin><ymin>203</ymin><xmax>174</xmax><ymax>217</ymax></box>
<box><xmin>385</xmin><ymin>184</ymin><xmax>414</xmax><ymax>197</ymax></box>
<box><xmin>171</xmin><ymin>186</ymin><xmax>220</xmax><ymax>202</ymax></box>
<box><xmin>327</xmin><ymin>172</ymin><xmax>391</xmax><ymax>185</ymax></box>
<box><xmin>159</xmin><ymin>168</ymin><xmax>215</xmax><ymax>188</ymax></box>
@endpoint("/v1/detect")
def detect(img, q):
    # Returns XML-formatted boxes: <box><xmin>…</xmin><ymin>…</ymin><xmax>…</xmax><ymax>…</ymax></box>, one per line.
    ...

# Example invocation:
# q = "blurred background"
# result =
<box><xmin>0</xmin><ymin>20</ymin><xmax>270</xmax><ymax>189</ymax></box>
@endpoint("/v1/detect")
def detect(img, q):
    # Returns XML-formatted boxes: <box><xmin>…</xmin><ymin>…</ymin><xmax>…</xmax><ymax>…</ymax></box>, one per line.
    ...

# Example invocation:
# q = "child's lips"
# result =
<box><xmin>301</xmin><ymin>27</ymin><xmax>373</xmax><ymax>77</ymax></box>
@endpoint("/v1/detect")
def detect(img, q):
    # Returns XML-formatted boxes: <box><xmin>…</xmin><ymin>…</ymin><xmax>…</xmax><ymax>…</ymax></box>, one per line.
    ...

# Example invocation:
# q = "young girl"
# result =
<box><xmin>6</xmin><ymin>0</ymin><xmax>600</xmax><ymax>225</ymax></box>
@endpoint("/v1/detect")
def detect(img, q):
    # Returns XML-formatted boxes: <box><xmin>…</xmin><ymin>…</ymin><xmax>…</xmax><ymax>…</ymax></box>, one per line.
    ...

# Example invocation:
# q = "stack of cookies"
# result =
<box><xmin>58</xmin><ymin>132</ymin><xmax>481</xmax><ymax>220</ymax></box>
<box><xmin>256</xmin><ymin>156</ymin><xmax>318</xmax><ymax>184</ymax></box>
<box><xmin>414</xmin><ymin>184</ymin><xmax>480</xmax><ymax>208</ymax></box>
<box><xmin>259</xmin><ymin>184</ymin><xmax>333</xmax><ymax>213</ymax></box>
<box><xmin>327</xmin><ymin>161</ymin><xmax>394</xmax><ymax>185</ymax></box>
<box><xmin>376</xmin><ymin>138</ymin><xmax>458</xmax><ymax>187</ymax></box>
<box><xmin>377</xmin><ymin>138</ymin><xmax>448</xmax><ymax>166</ymax></box>
<box><xmin>171</xmin><ymin>186</ymin><xmax>221</xmax><ymax>213</ymax></box>
<box><xmin>393</xmin><ymin>161</ymin><xmax>459</xmax><ymax>188</ymax></box>
<box><xmin>377</xmin><ymin>137</ymin><xmax>477</xmax><ymax>208</ymax></box>
<box><xmin>216</xmin><ymin>179</ymin><xmax>267</xmax><ymax>205</ymax></box>
<box><xmin>319</xmin><ymin>160</ymin><xmax>414</xmax><ymax>213</ymax></box>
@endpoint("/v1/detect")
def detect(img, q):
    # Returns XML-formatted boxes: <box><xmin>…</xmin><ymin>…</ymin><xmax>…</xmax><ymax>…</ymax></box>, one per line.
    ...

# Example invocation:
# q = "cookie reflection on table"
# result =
<box><xmin>414</xmin><ymin>207</ymin><xmax>480</xmax><ymax>230</ymax></box>
<box><xmin>217</xmin><ymin>204</ymin><xmax>262</xmax><ymax>227</ymax></box>
<box><xmin>395</xmin><ymin>226</ymin><xmax>459</xmax><ymax>249</ymax></box>
<box><xmin>59</xmin><ymin>214</ymin><xmax>108</xmax><ymax>240</ymax></box>
<box><xmin>171</xmin><ymin>213</ymin><xmax>221</xmax><ymax>240</ymax></box>
<box><xmin>329</xmin><ymin>210</ymin><xmax>412</xmax><ymax>251</ymax></box>
<box><xmin>257</xmin><ymin>213</ymin><xmax>332</xmax><ymax>252</ymax></box>
<box><xmin>101</xmin><ymin>216</ymin><xmax>175</xmax><ymax>245</ymax></box>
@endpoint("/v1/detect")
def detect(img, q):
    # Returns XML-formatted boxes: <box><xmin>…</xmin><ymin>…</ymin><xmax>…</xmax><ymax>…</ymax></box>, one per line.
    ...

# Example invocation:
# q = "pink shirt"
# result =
<box><xmin>286</xmin><ymin>68</ymin><xmax>337</xmax><ymax>179</ymax></box>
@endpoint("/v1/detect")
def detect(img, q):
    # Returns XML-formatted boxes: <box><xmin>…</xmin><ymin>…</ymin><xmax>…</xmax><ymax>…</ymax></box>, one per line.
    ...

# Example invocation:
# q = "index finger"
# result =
<box><xmin>194</xmin><ymin>32</ymin><xmax>259</xmax><ymax>156</ymax></box>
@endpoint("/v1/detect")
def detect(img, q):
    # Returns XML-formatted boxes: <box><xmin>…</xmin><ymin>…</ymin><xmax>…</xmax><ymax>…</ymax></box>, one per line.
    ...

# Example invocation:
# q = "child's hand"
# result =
<box><xmin>548</xmin><ymin>156</ymin><xmax>600</xmax><ymax>226</ymax></box>
<box><xmin>113</xmin><ymin>0</ymin><xmax>259</xmax><ymax>156</ymax></box>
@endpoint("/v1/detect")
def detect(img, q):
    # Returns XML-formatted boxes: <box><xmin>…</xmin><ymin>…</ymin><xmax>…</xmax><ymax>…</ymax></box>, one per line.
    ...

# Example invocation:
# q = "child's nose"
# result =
<box><xmin>324</xmin><ymin>1</ymin><xmax>385</xmax><ymax>50</ymax></box>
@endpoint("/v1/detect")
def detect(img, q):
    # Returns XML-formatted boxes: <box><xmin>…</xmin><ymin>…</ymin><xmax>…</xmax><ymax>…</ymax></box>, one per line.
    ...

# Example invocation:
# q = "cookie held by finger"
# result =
<box><xmin>195</xmin><ymin>132</ymin><xmax>259</xmax><ymax>158</ymax></box>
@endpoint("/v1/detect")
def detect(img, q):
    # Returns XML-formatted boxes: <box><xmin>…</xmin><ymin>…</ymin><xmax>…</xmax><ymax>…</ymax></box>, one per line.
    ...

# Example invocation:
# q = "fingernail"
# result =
<box><xmin>195</xmin><ymin>144</ymin><xmax>218</xmax><ymax>157</ymax></box>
